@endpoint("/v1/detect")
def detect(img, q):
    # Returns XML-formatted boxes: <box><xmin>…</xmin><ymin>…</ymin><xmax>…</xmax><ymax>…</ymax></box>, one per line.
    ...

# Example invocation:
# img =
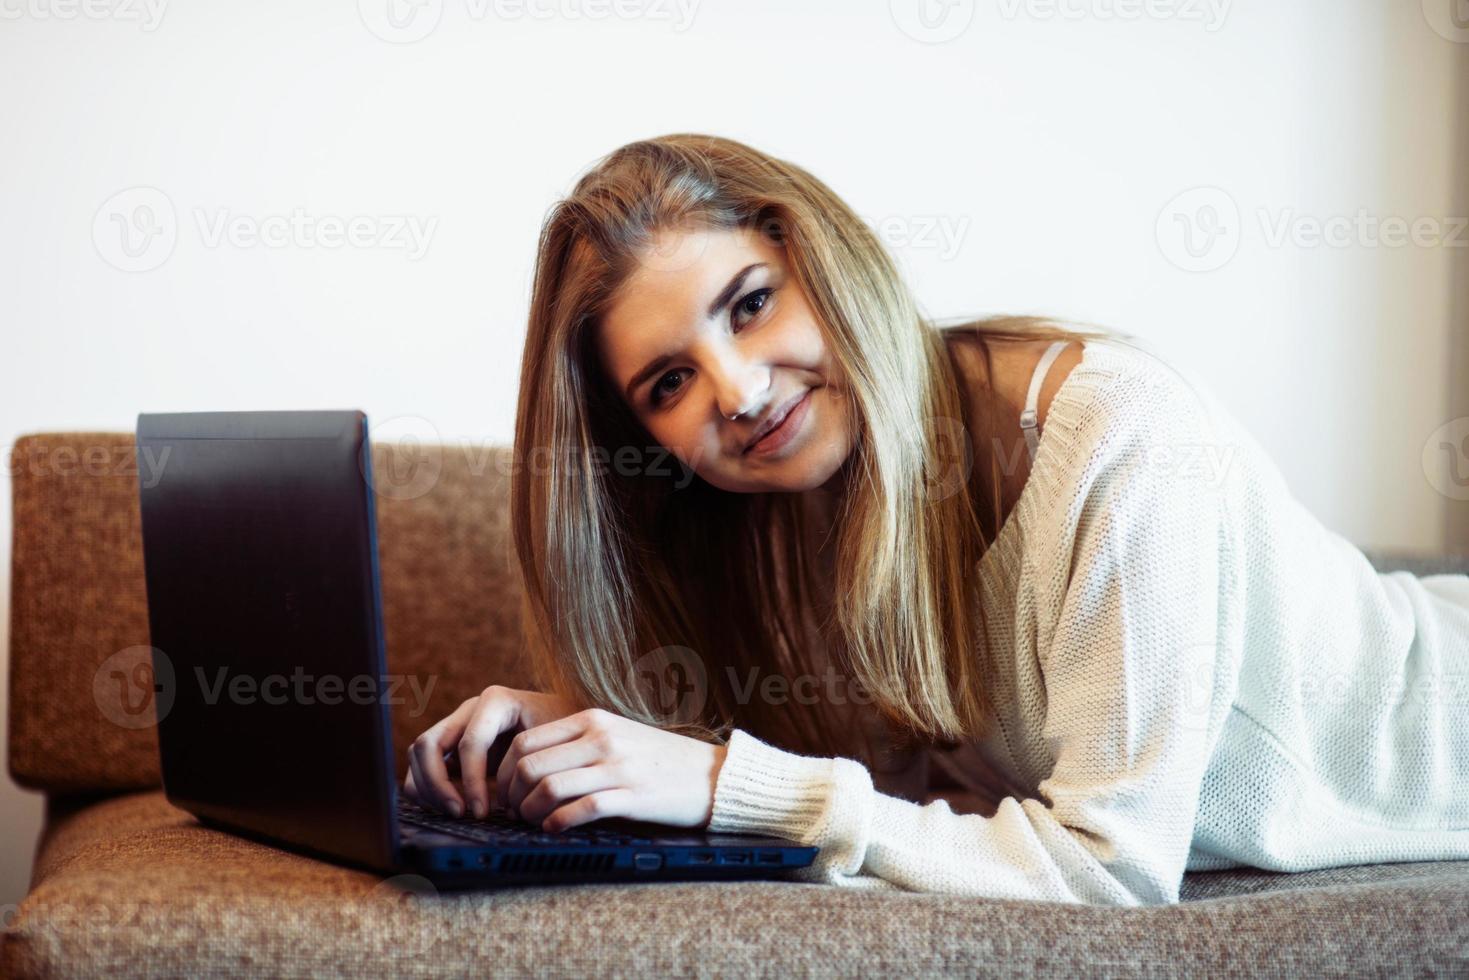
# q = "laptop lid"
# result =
<box><xmin>135</xmin><ymin>410</ymin><xmax>400</xmax><ymax>873</ymax></box>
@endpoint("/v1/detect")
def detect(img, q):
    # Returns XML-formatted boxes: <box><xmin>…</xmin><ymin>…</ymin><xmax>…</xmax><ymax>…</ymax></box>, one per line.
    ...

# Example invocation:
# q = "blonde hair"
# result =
<box><xmin>511</xmin><ymin>133</ymin><xmax>1130</xmax><ymax>764</ymax></box>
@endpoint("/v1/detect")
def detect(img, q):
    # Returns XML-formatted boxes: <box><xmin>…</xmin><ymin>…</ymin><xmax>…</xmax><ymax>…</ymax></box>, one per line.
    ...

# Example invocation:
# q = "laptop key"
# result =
<box><xmin>399</xmin><ymin>798</ymin><xmax>620</xmax><ymax>846</ymax></box>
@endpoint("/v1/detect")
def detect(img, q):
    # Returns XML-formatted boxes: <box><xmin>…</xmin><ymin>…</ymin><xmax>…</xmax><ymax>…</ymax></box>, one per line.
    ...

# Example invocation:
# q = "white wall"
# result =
<box><xmin>2</xmin><ymin>0</ymin><xmax>1465</xmax><ymax>907</ymax></box>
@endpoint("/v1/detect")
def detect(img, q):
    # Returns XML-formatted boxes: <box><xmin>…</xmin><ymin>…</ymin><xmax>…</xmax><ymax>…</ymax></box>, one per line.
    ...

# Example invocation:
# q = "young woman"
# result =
<box><xmin>404</xmin><ymin>133</ymin><xmax>1469</xmax><ymax>906</ymax></box>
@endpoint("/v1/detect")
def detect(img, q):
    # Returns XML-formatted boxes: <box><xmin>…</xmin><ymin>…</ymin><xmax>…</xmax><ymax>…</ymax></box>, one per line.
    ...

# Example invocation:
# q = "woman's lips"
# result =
<box><xmin>745</xmin><ymin>389</ymin><xmax>812</xmax><ymax>457</ymax></box>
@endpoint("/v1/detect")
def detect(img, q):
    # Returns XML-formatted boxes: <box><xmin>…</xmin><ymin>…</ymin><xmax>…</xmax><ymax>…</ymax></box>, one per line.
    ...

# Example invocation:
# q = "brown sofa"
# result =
<box><xmin>6</xmin><ymin>431</ymin><xmax>1468</xmax><ymax>977</ymax></box>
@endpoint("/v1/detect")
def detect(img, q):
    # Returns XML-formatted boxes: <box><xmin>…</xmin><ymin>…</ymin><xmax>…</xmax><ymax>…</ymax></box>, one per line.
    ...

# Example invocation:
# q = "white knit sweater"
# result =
<box><xmin>707</xmin><ymin>336</ymin><xmax>1469</xmax><ymax>906</ymax></box>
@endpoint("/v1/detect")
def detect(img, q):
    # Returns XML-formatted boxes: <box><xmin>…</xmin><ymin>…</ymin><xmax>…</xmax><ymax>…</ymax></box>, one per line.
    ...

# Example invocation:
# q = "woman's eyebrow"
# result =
<box><xmin>623</xmin><ymin>261</ymin><xmax>767</xmax><ymax>402</ymax></box>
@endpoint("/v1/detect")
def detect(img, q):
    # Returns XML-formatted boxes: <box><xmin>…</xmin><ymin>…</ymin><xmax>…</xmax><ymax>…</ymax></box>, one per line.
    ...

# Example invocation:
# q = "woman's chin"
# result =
<box><xmin>717</xmin><ymin>448</ymin><xmax>850</xmax><ymax>495</ymax></box>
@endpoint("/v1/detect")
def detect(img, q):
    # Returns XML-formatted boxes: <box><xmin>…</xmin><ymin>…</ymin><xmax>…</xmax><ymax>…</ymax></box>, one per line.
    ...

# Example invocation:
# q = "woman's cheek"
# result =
<box><xmin>668</xmin><ymin>426</ymin><xmax>703</xmax><ymax>472</ymax></box>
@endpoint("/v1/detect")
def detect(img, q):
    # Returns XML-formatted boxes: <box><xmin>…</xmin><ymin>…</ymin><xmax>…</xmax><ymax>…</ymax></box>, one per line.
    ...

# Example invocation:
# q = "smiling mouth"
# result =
<box><xmin>743</xmin><ymin>389</ymin><xmax>811</xmax><ymax>455</ymax></box>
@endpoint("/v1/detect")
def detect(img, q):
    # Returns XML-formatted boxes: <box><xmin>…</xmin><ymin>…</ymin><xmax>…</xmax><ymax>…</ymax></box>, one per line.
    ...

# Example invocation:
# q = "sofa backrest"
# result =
<box><xmin>12</xmin><ymin>432</ymin><xmax>1467</xmax><ymax>800</ymax></box>
<box><xmin>8</xmin><ymin>432</ymin><xmax>537</xmax><ymax>796</ymax></box>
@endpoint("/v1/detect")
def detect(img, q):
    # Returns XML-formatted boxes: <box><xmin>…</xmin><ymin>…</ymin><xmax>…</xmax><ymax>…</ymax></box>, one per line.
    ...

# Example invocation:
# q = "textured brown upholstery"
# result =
<box><xmin>7</xmin><ymin>432</ymin><xmax>537</xmax><ymax>795</ymax></box>
<box><xmin>6</xmin><ymin>432</ymin><xmax>1469</xmax><ymax>977</ymax></box>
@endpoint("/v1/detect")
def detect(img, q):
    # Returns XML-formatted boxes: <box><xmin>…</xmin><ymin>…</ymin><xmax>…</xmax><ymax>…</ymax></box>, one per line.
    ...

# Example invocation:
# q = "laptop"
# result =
<box><xmin>133</xmin><ymin>409</ymin><xmax>818</xmax><ymax>888</ymax></box>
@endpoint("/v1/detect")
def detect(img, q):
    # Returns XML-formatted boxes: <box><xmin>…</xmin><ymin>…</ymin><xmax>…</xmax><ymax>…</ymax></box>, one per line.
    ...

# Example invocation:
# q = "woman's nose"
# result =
<box><xmin>711</xmin><ymin>356</ymin><xmax>770</xmax><ymax>421</ymax></box>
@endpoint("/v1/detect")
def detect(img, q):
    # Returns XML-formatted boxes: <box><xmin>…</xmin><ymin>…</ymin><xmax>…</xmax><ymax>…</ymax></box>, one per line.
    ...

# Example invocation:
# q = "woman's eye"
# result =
<box><xmin>650</xmin><ymin>369</ymin><xmax>685</xmax><ymax>407</ymax></box>
<box><xmin>733</xmin><ymin>288</ymin><xmax>773</xmax><ymax>327</ymax></box>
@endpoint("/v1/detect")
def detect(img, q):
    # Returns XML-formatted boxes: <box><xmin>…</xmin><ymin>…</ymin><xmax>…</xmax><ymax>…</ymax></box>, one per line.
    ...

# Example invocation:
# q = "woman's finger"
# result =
<box><xmin>515</xmin><ymin>763</ymin><xmax>625</xmax><ymax>827</ymax></box>
<box><xmin>456</xmin><ymin>687</ymin><xmax>527</xmax><ymax>819</ymax></box>
<box><xmin>543</xmin><ymin>787</ymin><xmax>636</xmax><ymax>833</ymax></box>
<box><xmin>494</xmin><ymin>711</ymin><xmax>596</xmax><ymax>811</ymax></box>
<box><xmin>504</xmin><ymin>735</ymin><xmax>615</xmax><ymax>816</ymax></box>
<box><xmin>408</xmin><ymin>697</ymin><xmax>478</xmax><ymax>815</ymax></box>
<box><xmin>402</xmin><ymin>765</ymin><xmax>419</xmax><ymax>802</ymax></box>
<box><xmin>405</xmin><ymin>750</ymin><xmax>463</xmax><ymax>800</ymax></box>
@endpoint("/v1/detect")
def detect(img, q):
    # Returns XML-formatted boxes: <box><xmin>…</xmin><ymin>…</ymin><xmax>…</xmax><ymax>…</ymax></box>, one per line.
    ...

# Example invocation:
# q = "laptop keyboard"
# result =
<box><xmin>397</xmin><ymin>797</ymin><xmax>656</xmax><ymax>847</ymax></box>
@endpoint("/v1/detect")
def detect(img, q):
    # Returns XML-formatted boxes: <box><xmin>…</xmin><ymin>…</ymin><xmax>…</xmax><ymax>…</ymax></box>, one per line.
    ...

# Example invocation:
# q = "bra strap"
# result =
<box><xmin>1019</xmin><ymin>340</ymin><xmax>1071</xmax><ymax>464</ymax></box>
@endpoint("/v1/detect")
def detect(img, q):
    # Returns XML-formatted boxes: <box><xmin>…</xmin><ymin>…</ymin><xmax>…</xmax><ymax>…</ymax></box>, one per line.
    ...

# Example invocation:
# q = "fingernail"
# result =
<box><xmin>471</xmin><ymin>800</ymin><xmax>484</xmax><ymax>819</ymax></box>
<box><xmin>447</xmin><ymin>800</ymin><xmax>462</xmax><ymax>818</ymax></box>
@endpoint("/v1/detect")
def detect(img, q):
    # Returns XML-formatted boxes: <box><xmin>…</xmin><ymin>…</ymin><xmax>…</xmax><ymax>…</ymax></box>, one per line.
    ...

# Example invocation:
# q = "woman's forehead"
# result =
<box><xmin>603</xmin><ymin>228</ymin><xmax>778</xmax><ymax>336</ymax></box>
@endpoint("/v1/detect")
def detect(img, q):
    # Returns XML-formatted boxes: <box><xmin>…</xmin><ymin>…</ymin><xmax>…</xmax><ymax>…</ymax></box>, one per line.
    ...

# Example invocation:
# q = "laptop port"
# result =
<box><xmin>447</xmin><ymin>855</ymin><xmax>464</xmax><ymax>869</ymax></box>
<box><xmin>758</xmin><ymin>851</ymin><xmax>781</xmax><ymax>865</ymax></box>
<box><xmin>633</xmin><ymin>852</ymin><xmax>663</xmax><ymax>871</ymax></box>
<box><xmin>720</xmin><ymin>851</ymin><xmax>749</xmax><ymax>865</ymax></box>
<box><xmin>691</xmin><ymin>851</ymin><xmax>713</xmax><ymax>864</ymax></box>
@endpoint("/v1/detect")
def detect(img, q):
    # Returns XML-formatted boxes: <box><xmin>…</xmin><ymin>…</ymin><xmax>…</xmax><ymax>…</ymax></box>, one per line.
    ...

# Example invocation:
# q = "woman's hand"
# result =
<box><xmin>404</xmin><ymin>684</ymin><xmax>580</xmax><ymax>819</ymax></box>
<box><xmin>496</xmin><ymin>708</ymin><xmax>729</xmax><ymax>832</ymax></box>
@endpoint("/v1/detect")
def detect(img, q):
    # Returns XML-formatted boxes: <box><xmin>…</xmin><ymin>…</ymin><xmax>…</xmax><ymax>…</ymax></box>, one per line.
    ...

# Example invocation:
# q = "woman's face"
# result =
<box><xmin>596</xmin><ymin>224</ymin><xmax>855</xmax><ymax>495</ymax></box>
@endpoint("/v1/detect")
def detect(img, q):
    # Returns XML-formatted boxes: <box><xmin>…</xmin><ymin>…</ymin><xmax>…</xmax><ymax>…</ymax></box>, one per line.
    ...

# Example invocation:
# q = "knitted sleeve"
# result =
<box><xmin>706</xmin><ymin>401</ymin><xmax>1230</xmax><ymax>906</ymax></box>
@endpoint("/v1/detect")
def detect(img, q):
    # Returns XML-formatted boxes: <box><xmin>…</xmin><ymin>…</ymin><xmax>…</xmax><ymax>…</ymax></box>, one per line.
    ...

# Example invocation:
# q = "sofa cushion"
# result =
<box><xmin>4</xmin><ymin>791</ymin><xmax>1466</xmax><ymax>977</ymax></box>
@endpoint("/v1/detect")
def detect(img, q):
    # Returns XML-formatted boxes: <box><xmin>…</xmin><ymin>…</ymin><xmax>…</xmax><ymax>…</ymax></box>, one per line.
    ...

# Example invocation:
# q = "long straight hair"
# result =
<box><xmin>510</xmin><ymin>133</ymin><xmax>1128</xmax><ymax>766</ymax></box>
